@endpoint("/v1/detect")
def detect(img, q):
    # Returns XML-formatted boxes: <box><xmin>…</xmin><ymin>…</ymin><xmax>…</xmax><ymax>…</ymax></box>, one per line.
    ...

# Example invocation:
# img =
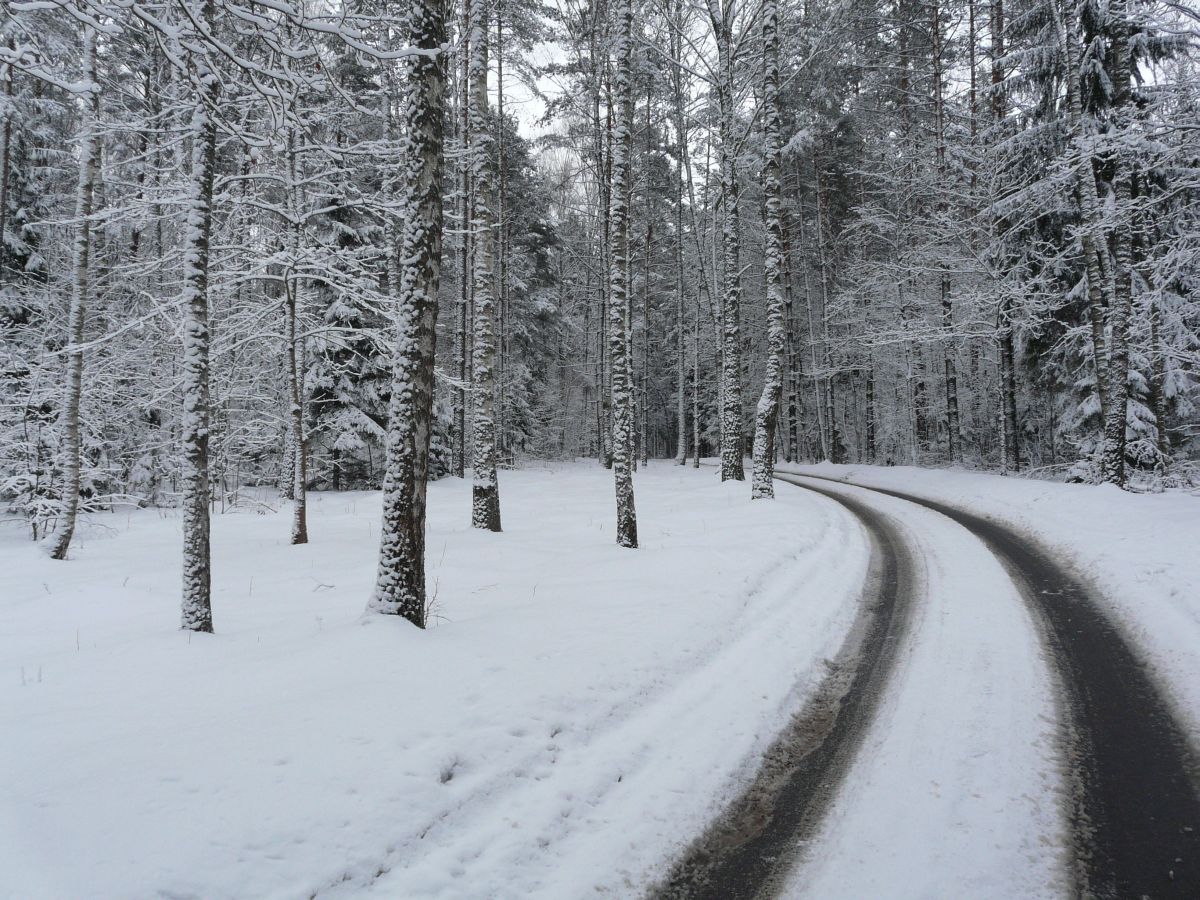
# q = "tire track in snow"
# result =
<box><xmin>798</xmin><ymin>471</ymin><xmax>1200</xmax><ymax>899</ymax></box>
<box><xmin>313</xmin><ymin>489</ymin><xmax>865</xmax><ymax>899</ymax></box>
<box><xmin>652</xmin><ymin>474</ymin><xmax>917</xmax><ymax>899</ymax></box>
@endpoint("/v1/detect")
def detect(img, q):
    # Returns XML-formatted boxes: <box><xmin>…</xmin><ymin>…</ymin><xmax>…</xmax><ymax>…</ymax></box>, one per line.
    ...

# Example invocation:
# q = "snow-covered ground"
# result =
<box><xmin>5</xmin><ymin>461</ymin><xmax>1196</xmax><ymax>900</ymax></box>
<box><xmin>1</xmin><ymin>463</ymin><xmax>868</xmax><ymax>900</ymax></box>
<box><xmin>782</xmin><ymin>463</ymin><xmax>1200</xmax><ymax>744</ymax></box>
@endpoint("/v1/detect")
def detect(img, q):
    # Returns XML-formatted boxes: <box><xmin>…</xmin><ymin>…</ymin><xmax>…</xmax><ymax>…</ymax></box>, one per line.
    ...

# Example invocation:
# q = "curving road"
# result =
<box><xmin>655</xmin><ymin>471</ymin><xmax>1200</xmax><ymax>899</ymax></box>
<box><xmin>653</xmin><ymin>477</ymin><xmax>917</xmax><ymax>899</ymax></box>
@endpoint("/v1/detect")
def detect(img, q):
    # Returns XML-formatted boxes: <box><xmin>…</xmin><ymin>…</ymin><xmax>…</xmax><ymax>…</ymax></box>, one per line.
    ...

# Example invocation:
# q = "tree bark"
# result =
<box><xmin>609</xmin><ymin>0</ymin><xmax>638</xmax><ymax>547</ymax></box>
<box><xmin>1054</xmin><ymin>0</ymin><xmax>1112</xmax><ymax>431</ymax></box>
<box><xmin>469</xmin><ymin>0</ymin><xmax>502</xmax><ymax>530</ymax></box>
<box><xmin>180</xmin><ymin>0</ymin><xmax>220</xmax><ymax>633</ymax></box>
<box><xmin>708</xmin><ymin>0</ymin><xmax>743</xmax><ymax>481</ymax></box>
<box><xmin>46</xmin><ymin>28</ymin><xmax>99</xmax><ymax>562</ymax></box>
<box><xmin>368</xmin><ymin>0</ymin><xmax>446</xmax><ymax>623</ymax></box>
<box><xmin>751</xmin><ymin>0</ymin><xmax>784</xmax><ymax>499</ymax></box>
<box><xmin>453</xmin><ymin>0</ymin><xmax>471</xmax><ymax>479</ymax></box>
<box><xmin>285</xmin><ymin>124</ymin><xmax>308</xmax><ymax>545</ymax></box>
<box><xmin>1101</xmin><ymin>0</ymin><xmax>1134</xmax><ymax>487</ymax></box>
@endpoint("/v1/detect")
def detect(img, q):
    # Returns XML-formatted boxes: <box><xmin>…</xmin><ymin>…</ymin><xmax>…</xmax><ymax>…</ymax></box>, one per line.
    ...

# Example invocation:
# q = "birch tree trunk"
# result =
<box><xmin>180</xmin><ymin>0</ymin><xmax>220</xmax><ymax>633</ymax></box>
<box><xmin>46</xmin><ymin>27</ymin><xmax>99</xmax><ymax>561</ymax></box>
<box><xmin>368</xmin><ymin>0</ymin><xmax>447</xmax><ymax>624</ymax></box>
<box><xmin>284</xmin><ymin>277</ymin><xmax>308</xmax><ymax>543</ymax></box>
<box><xmin>469</xmin><ymin>0</ymin><xmax>502</xmax><ymax>531</ymax></box>
<box><xmin>609</xmin><ymin>0</ymin><xmax>638</xmax><ymax>547</ymax></box>
<box><xmin>751</xmin><ymin>0</ymin><xmax>783</xmax><ymax>499</ymax></box>
<box><xmin>285</xmin><ymin>125</ymin><xmax>308</xmax><ymax>545</ymax></box>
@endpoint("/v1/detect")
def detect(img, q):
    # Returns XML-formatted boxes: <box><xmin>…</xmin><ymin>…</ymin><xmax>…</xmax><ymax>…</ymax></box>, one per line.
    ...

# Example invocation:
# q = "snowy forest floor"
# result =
<box><xmin>3</xmin><ymin>462</ymin><xmax>1199</xmax><ymax>899</ymax></box>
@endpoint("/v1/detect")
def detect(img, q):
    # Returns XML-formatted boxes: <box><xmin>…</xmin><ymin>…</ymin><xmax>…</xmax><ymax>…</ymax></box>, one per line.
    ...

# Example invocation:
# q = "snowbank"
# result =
<box><xmin>1</xmin><ymin>463</ymin><xmax>865</xmax><ymax>900</ymax></box>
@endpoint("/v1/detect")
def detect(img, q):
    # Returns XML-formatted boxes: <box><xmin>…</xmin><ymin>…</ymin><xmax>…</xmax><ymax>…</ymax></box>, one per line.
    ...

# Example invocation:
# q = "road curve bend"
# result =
<box><xmin>651</xmin><ymin>476</ymin><xmax>917</xmax><ymax>899</ymax></box>
<box><xmin>655</xmin><ymin>470</ymin><xmax>1200</xmax><ymax>900</ymax></box>
<box><xmin>796</xmin><ymin>471</ymin><xmax>1200</xmax><ymax>899</ymax></box>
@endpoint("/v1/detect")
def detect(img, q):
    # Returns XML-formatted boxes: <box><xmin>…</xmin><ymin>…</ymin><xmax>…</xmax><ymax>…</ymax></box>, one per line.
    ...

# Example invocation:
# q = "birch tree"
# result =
<box><xmin>45</xmin><ymin>25</ymin><xmax>98</xmax><ymax>560</ymax></box>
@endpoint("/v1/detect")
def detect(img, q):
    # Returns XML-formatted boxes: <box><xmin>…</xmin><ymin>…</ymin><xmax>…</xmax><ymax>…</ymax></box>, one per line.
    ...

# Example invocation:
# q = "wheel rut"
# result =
<box><xmin>796</xmin><ymin>471</ymin><xmax>1200</xmax><ymax>899</ymax></box>
<box><xmin>650</xmin><ymin>474</ymin><xmax>917</xmax><ymax>899</ymax></box>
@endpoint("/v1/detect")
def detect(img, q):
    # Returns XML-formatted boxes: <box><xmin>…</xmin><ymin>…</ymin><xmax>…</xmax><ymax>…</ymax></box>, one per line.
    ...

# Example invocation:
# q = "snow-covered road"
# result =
<box><xmin>658</xmin><ymin>471</ymin><xmax>1067</xmax><ymax>899</ymax></box>
<box><xmin>721</xmin><ymin>468</ymin><xmax>1199</xmax><ymax>900</ymax></box>
<box><xmin>772</xmin><ymin>475</ymin><xmax>1066</xmax><ymax>898</ymax></box>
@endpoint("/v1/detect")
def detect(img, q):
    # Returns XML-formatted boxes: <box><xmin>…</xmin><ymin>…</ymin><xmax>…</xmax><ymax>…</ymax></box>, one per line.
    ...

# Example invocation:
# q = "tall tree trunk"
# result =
<box><xmin>672</xmin><ymin>8</ymin><xmax>687</xmax><ymax>466</ymax></box>
<box><xmin>990</xmin><ymin>0</ymin><xmax>1020</xmax><ymax>473</ymax></box>
<box><xmin>674</xmin><ymin>152</ymin><xmax>687</xmax><ymax>464</ymax></box>
<box><xmin>285</xmin><ymin>125</ymin><xmax>308</xmax><ymax>545</ymax></box>
<box><xmin>469</xmin><ymin>0</ymin><xmax>502</xmax><ymax>530</ymax></box>
<box><xmin>693</xmin><ymin>286</ymin><xmax>702</xmax><ymax>468</ymax></box>
<box><xmin>942</xmin><ymin>280</ymin><xmax>960</xmax><ymax>462</ymax></box>
<box><xmin>1149</xmin><ymin>296</ymin><xmax>1168</xmax><ymax>462</ymax></box>
<box><xmin>641</xmin><ymin>211</ymin><xmax>651</xmax><ymax>467</ymax></box>
<box><xmin>453</xmin><ymin>0</ymin><xmax>471</xmax><ymax>479</ymax></box>
<box><xmin>180</xmin><ymin>0</ymin><xmax>220</xmax><ymax>633</ymax></box>
<box><xmin>751</xmin><ymin>0</ymin><xmax>784</xmax><ymax>499</ymax></box>
<box><xmin>866</xmin><ymin>360</ymin><xmax>877</xmax><ymax>461</ymax></box>
<box><xmin>495</xmin><ymin>0</ymin><xmax>509</xmax><ymax>465</ymax></box>
<box><xmin>781</xmin><ymin>203</ymin><xmax>801</xmax><ymax>463</ymax></box>
<box><xmin>798</xmin><ymin>213</ymin><xmax>828</xmax><ymax>459</ymax></box>
<box><xmin>609</xmin><ymin>0</ymin><xmax>638</xmax><ymax>547</ymax></box>
<box><xmin>368</xmin><ymin>0</ymin><xmax>446</xmax><ymax>623</ymax></box>
<box><xmin>284</xmin><ymin>279</ymin><xmax>308</xmax><ymax>543</ymax></box>
<box><xmin>709</xmin><ymin>0</ymin><xmax>743</xmax><ymax>481</ymax></box>
<box><xmin>999</xmin><ymin>311</ymin><xmax>1020</xmax><ymax>471</ymax></box>
<box><xmin>1101</xmin><ymin>0</ymin><xmax>1134</xmax><ymax>487</ymax></box>
<box><xmin>0</xmin><ymin>41</ymin><xmax>15</xmax><ymax>278</ymax></box>
<box><xmin>930</xmin><ymin>0</ymin><xmax>960</xmax><ymax>464</ymax></box>
<box><xmin>47</xmin><ymin>28</ymin><xmax>99</xmax><ymax>562</ymax></box>
<box><xmin>1054</xmin><ymin>0</ymin><xmax>1111</xmax><ymax>430</ymax></box>
<box><xmin>815</xmin><ymin>166</ymin><xmax>839</xmax><ymax>462</ymax></box>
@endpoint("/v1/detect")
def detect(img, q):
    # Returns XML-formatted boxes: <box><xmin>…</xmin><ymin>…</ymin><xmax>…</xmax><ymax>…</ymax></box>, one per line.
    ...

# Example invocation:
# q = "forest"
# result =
<box><xmin>1</xmin><ymin>0</ymin><xmax>1198</xmax><ymax>629</ymax></box>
